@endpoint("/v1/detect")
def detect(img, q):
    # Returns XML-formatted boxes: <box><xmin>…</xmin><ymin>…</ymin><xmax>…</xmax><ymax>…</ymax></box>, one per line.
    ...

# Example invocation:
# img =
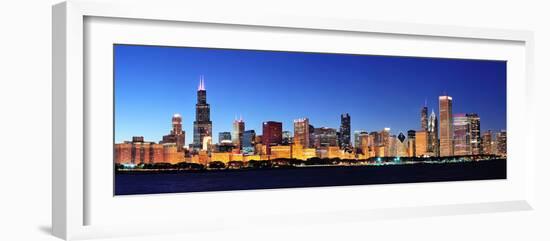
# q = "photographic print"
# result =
<box><xmin>113</xmin><ymin>44</ymin><xmax>507</xmax><ymax>195</ymax></box>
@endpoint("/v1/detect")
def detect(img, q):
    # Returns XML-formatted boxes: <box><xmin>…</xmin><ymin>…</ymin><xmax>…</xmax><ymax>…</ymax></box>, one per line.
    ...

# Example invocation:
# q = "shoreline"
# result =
<box><xmin>115</xmin><ymin>158</ymin><xmax>506</xmax><ymax>174</ymax></box>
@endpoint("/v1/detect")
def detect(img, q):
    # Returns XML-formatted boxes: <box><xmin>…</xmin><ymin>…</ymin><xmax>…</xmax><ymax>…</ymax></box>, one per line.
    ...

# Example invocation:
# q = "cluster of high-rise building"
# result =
<box><xmin>409</xmin><ymin>96</ymin><xmax>506</xmax><ymax>158</ymax></box>
<box><xmin>115</xmin><ymin>77</ymin><xmax>507</xmax><ymax>166</ymax></box>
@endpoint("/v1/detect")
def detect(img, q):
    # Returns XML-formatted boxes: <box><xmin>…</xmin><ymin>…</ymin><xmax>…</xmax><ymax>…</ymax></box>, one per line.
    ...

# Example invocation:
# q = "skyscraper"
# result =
<box><xmin>293</xmin><ymin>118</ymin><xmax>310</xmax><ymax>147</ymax></box>
<box><xmin>421</xmin><ymin>105</ymin><xmax>428</xmax><ymax>131</ymax></box>
<box><xmin>496</xmin><ymin>130</ymin><xmax>507</xmax><ymax>156</ymax></box>
<box><xmin>415</xmin><ymin>130</ymin><xmax>428</xmax><ymax>157</ymax></box>
<box><xmin>467</xmin><ymin>113</ymin><xmax>481</xmax><ymax>155</ymax></box>
<box><xmin>427</xmin><ymin>110</ymin><xmax>439</xmax><ymax>156</ymax></box>
<box><xmin>192</xmin><ymin>76</ymin><xmax>212</xmax><ymax>151</ymax></box>
<box><xmin>358</xmin><ymin>131</ymin><xmax>369</xmax><ymax>156</ymax></box>
<box><xmin>242</xmin><ymin>130</ymin><xmax>256</xmax><ymax>154</ymax></box>
<box><xmin>439</xmin><ymin>95</ymin><xmax>453</xmax><ymax>156</ymax></box>
<box><xmin>353</xmin><ymin>130</ymin><xmax>365</xmax><ymax>149</ymax></box>
<box><xmin>482</xmin><ymin>130</ymin><xmax>493</xmax><ymax>155</ymax></box>
<box><xmin>339</xmin><ymin>113</ymin><xmax>351</xmax><ymax>149</ymax></box>
<box><xmin>232</xmin><ymin>117</ymin><xmax>245</xmax><ymax>150</ymax></box>
<box><xmin>381</xmin><ymin>128</ymin><xmax>391</xmax><ymax>156</ymax></box>
<box><xmin>262</xmin><ymin>121</ymin><xmax>282</xmax><ymax>154</ymax></box>
<box><xmin>308</xmin><ymin>124</ymin><xmax>315</xmax><ymax>148</ymax></box>
<box><xmin>313</xmin><ymin>127</ymin><xmax>339</xmax><ymax>148</ymax></box>
<box><xmin>453</xmin><ymin>113</ymin><xmax>471</xmax><ymax>155</ymax></box>
<box><xmin>407</xmin><ymin>130</ymin><xmax>416</xmax><ymax>157</ymax></box>
<box><xmin>161</xmin><ymin>114</ymin><xmax>186</xmax><ymax>152</ymax></box>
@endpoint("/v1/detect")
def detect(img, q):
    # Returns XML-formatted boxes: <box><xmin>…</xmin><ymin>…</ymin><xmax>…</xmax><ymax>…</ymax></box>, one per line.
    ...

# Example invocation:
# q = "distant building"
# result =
<box><xmin>339</xmin><ymin>113</ymin><xmax>351</xmax><ymax>149</ymax></box>
<box><xmin>353</xmin><ymin>130</ymin><xmax>366</xmax><ymax>149</ymax></box>
<box><xmin>262</xmin><ymin>121</ymin><xmax>283</xmax><ymax>154</ymax></box>
<box><xmin>192</xmin><ymin>76</ymin><xmax>212</xmax><ymax>151</ymax></box>
<box><xmin>313</xmin><ymin>127</ymin><xmax>338</xmax><ymax>148</ymax></box>
<box><xmin>242</xmin><ymin>130</ymin><xmax>256</xmax><ymax>154</ymax></box>
<box><xmin>467</xmin><ymin>113</ymin><xmax>481</xmax><ymax>155</ymax></box>
<box><xmin>396</xmin><ymin>132</ymin><xmax>408</xmax><ymax>157</ymax></box>
<box><xmin>160</xmin><ymin>114</ymin><xmax>186</xmax><ymax>152</ymax></box>
<box><xmin>218</xmin><ymin>132</ymin><xmax>232</xmax><ymax>144</ymax></box>
<box><xmin>282</xmin><ymin>131</ymin><xmax>292</xmax><ymax>145</ymax></box>
<box><xmin>427</xmin><ymin>110</ymin><xmax>439</xmax><ymax>156</ymax></box>
<box><xmin>407</xmin><ymin>130</ymin><xmax>416</xmax><ymax>157</ymax></box>
<box><xmin>163</xmin><ymin>143</ymin><xmax>183</xmax><ymax>164</ymax></box>
<box><xmin>115</xmin><ymin>137</ymin><xmax>166</xmax><ymax>164</ymax></box>
<box><xmin>388</xmin><ymin>135</ymin><xmax>397</xmax><ymax>157</ymax></box>
<box><xmin>356</xmin><ymin>131</ymin><xmax>369</xmax><ymax>156</ymax></box>
<box><xmin>369</xmin><ymin>131</ymin><xmax>381</xmax><ymax>147</ymax></box>
<box><xmin>308</xmin><ymin>124</ymin><xmax>315</xmax><ymax>148</ymax></box>
<box><xmin>421</xmin><ymin>105</ymin><xmax>428</xmax><ymax>131</ymax></box>
<box><xmin>232</xmin><ymin>118</ymin><xmax>245</xmax><ymax>149</ymax></box>
<box><xmin>453</xmin><ymin>113</ymin><xmax>471</xmax><ymax>155</ymax></box>
<box><xmin>482</xmin><ymin>130</ymin><xmax>493</xmax><ymax>155</ymax></box>
<box><xmin>496</xmin><ymin>130</ymin><xmax>507</xmax><ymax>156</ymax></box>
<box><xmin>439</xmin><ymin>95</ymin><xmax>453</xmax><ymax>156</ymax></box>
<box><xmin>254</xmin><ymin>135</ymin><xmax>263</xmax><ymax>144</ymax></box>
<box><xmin>415</xmin><ymin>130</ymin><xmax>428</xmax><ymax>157</ymax></box>
<box><xmin>294</xmin><ymin>118</ymin><xmax>310</xmax><ymax>148</ymax></box>
<box><xmin>270</xmin><ymin>145</ymin><xmax>291</xmax><ymax>159</ymax></box>
<box><xmin>381</xmin><ymin>128</ymin><xmax>391</xmax><ymax>156</ymax></box>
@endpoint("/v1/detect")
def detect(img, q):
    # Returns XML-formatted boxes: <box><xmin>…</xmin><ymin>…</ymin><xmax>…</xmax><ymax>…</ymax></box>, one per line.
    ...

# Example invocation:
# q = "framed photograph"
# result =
<box><xmin>53</xmin><ymin>0</ymin><xmax>535</xmax><ymax>240</ymax></box>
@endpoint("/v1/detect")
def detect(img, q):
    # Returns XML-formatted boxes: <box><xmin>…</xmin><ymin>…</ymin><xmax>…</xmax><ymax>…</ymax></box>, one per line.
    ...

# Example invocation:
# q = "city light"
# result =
<box><xmin>114</xmin><ymin>78</ymin><xmax>507</xmax><ymax>168</ymax></box>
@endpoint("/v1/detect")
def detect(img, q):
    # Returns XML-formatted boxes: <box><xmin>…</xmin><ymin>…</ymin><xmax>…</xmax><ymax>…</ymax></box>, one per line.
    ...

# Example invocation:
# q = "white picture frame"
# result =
<box><xmin>52</xmin><ymin>1</ymin><xmax>535</xmax><ymax>240</ymax></box>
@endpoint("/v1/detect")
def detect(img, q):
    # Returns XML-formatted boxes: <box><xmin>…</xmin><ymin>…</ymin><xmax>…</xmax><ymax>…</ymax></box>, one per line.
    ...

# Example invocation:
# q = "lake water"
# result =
<box><xmin>114</xmin><ymin>159</ymin><xmax>506</xmax><ymax>195</ymax></box>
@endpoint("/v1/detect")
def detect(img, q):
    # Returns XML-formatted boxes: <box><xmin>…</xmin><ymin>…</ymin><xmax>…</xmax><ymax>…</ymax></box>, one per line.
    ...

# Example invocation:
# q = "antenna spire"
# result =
<box><xmin>198</xmin><ymin>75</ymin><xmax>206</xmax><ymax>91</ymax></box>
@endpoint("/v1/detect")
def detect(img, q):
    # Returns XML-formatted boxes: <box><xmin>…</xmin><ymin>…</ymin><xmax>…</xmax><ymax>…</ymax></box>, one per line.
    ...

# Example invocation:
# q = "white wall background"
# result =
<box><xmin>0</xmin><ymin>0</ymin><xmax>548</xmax><ymax>240</ymax></box>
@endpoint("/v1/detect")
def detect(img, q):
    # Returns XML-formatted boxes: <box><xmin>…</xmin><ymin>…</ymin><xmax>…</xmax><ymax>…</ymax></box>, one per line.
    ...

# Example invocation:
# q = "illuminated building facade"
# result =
<box><xmin>427</xmin><ymin>110</ymin><xmax>439</xmax><ymax>156</ymax></box>
<box><xmin>453</xmin><ymin>114</ymin><xmax>471</xmax><ymax>155</ymax></box>
<box><xmin>232</xmin><ymin>118</ymin><xmax>245</xmax><ymax>150</ymax></box>
<box><xmin>313</xmin><ymin>127</ymin><xmax>338</xmax><ymax>148</ymax></box>
<box><xmin>294</xmin><ymin>118</ymin><xmax>310</xmax><ymax>148</ymax></box>
<box><xmin>270</xmin><ymin>145</ymin><xmax>291</xmax><ymax>159</ymax></box>
<box><xmin>115</xmin><ymin>137</ymin><xmax>167</xmax><ymax>164</ymax></box>
<box><xmin>482</xmin><ymin>130</ymin><xmax>493</xmax><ymax>155</ymax></box>
<box><xmin>163</xmin><ymin>143</ymin><xmax>183</xmax><ymax>164</ymax></box>
<box><xmin>242</xmin><ymin>130</ymin><xmax>256</xmax><ymax>154</ymax></box>
<box><xmin>357</xmin><ymin>131</ymin><xmax>369</xmax><ymax>156</ymax></box>
<box><xmin>262</xmin><ymin>121</ymin><xmax>282</xmax><ymax>154</ymax></box>
<box><xmin>415</xmin><ymin>130</ymin><xmax>428</xmax><ymax>157</ymax></box>
<box><xmin>496</xmin><ymin>130</ymin><xmax>507</xmax><ymax>156</ymax></box>
<box><xmin>354</xmin><ymin>130</ymin><xmax>366</xmax><ymax>149</ymax></box>
<box><xmin>467</xmin><ymin>113</ymin><xmax>481</xmax><ymax>155</ymax></box>
<box><xmin>339</xmin><ymin>113</ymin><xmax>351</xmax><ymax>149</ymax></box>
<box><xmin>192</xmin><ymin>76</ymin><xmax>212</xmax><ymax>151</ymax></box>
<box><xmin>369</xmin><ymin>131</ymin><xmax>380</xmax><ymax>147</ymax></box>
<box><xmin>421</xmin><ymin>105</ymin><xmax>428</xmax><ymax>131</ymax></box>
<box><xmin>439</xmin><ymin>95</ymin><xmax>453</xmax><ymax>156</ymax></box>
<box><xmin>160</xmin><ymin>114</ymin><xmax>186</xmax><ymax>152</ymax></box>
<box><xmin>407</xmin><ymin>130</ymin><xmax>416</xmax><ymax>157</ymax></box>
<box><xmin>381</xmin><ymin>128</ymin><xmax>391</xmax><ymax>156</ymax></box>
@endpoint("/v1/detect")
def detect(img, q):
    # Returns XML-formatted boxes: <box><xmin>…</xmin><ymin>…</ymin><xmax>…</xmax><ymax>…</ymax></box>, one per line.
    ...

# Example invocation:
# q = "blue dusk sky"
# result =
<box><xmin>114</xmin><ymin>44</ymin><xmax>506</xmax><ymax>144</ymax></box>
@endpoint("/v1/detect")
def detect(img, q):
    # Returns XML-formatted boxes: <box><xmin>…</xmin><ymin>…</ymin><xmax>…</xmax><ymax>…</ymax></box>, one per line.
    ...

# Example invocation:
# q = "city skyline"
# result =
<box><xmin>114</xmin><ymin>44</ymin><xmax>506</xmax><ymax>145</ymax></box>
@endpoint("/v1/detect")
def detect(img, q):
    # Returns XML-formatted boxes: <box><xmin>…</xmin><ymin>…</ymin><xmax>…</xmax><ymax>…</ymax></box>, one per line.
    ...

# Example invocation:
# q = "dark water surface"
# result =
<box><xmin>115</xmin><ymin>160</ymin><xmax>506</xmax><ymax>195</ymax></box>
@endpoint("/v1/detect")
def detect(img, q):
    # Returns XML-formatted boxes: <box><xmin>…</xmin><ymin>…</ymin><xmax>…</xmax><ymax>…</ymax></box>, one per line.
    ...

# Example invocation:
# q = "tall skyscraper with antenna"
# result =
<box><xmin>192</xmin><ymin>76</ymin><xmax>212</xmax><ymax>151</ymax></box>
